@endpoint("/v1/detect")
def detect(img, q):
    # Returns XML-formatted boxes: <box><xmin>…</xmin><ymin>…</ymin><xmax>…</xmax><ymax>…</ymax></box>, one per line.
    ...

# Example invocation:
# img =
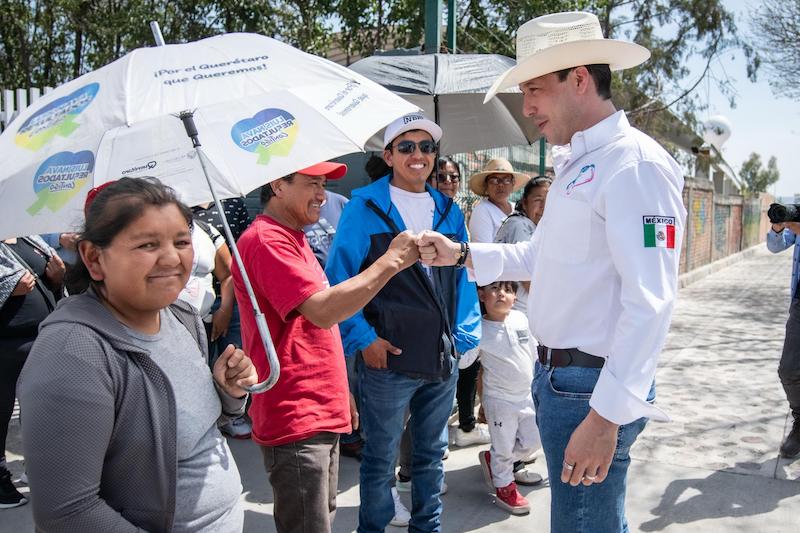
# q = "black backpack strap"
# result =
<box><xmin>366</xmin><ymin>199</ymin><xmax>403</xmax><ymax>235</ymax></box>
<box><xmin>364</xmin><ymin>199</ymin><xmax>454</xmax><ymax>345</ymax></box>
<box><xmin>365</xmin><ymin>199</ymin><xmax>442</xmax><ymax>307</ymax></box>
<box><xmin>433</xmin><ymin>198</ymin><xmax>454</xmax><ymax>232</ymax></box>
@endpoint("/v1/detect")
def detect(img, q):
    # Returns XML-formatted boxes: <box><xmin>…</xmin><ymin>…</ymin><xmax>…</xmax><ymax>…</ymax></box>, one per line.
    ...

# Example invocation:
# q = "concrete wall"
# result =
<box><xmin>679</xmin><ymin>178</ymin><xmax>772</xmax><ymax>274</ymax></box>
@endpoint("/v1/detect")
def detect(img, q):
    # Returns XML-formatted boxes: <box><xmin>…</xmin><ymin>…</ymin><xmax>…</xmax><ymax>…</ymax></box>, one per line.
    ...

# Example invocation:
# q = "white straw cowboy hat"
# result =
<box><xmin>469</xmin><ymin>158</ymin><xmax>531</xmax><ymax>196</ymax></box>
<box><xmin>484</xmin><ymin>11</ymin><xmax>650</xmax><ymax>102</ymax></box>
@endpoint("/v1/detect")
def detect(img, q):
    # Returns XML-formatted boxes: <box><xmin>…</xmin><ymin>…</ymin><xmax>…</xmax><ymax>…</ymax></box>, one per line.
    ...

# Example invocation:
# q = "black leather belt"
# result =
<box><xmin>537</xmin><ymin>345</ymin><xmax>605</xmax><ymax>369</ymax></box>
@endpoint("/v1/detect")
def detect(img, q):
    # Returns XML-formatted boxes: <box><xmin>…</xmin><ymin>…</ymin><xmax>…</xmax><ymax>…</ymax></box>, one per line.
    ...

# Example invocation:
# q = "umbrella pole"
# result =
<box><xmin>179</xmin><ymin>111</ymin><xmax>280</xmax><ymax>394</ymax></box>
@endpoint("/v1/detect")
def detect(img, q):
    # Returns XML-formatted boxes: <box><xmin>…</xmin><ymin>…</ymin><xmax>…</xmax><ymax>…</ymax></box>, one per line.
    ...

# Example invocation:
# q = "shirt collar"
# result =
<box><xmin>551</xmin><ymin>110</ymin><xmax>630</xmax><ymax>173</ymax></box>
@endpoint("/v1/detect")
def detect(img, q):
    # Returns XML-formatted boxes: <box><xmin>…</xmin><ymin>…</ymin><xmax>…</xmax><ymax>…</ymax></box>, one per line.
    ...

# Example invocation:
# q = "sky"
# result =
<box><xmin>691</xmin><ymin>0</ymin><xmax>799</xmax><ymax>198</ymax></box>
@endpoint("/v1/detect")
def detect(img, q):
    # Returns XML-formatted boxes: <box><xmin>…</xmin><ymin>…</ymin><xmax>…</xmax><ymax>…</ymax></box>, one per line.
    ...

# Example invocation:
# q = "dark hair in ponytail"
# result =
<box><xmin>67</xmin><ymin>177</ymin><xmax>193</xmax><ymax>293</ymax></box>
<box><xmin>365</xmin><ymin>154</ymin><xmax>392</xmax><ymax>182</ymax></box>
<box><xmin>515</xmin><ymin>175</ymin><xmax>552</xmax><ymax>214</ymax></box>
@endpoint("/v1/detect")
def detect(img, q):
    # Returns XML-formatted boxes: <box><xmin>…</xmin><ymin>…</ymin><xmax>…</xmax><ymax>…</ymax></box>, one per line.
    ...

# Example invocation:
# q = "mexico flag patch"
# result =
<box><xmin>643</xmin><ymin>216</ymin><xmax>676</xmax><ymax>248</ymax></box>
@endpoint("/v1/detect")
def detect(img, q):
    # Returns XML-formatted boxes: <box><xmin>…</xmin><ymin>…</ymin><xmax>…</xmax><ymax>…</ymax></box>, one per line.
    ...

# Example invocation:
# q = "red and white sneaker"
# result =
<box><xmin>494</xmin><ymin>482</ymin><xmax>530</xmax><ymax>515</ymax></box>
<box><xmin>478</xmin><ymin>450</ymin><xmax>494</xmax><ymax>490</ymax></box>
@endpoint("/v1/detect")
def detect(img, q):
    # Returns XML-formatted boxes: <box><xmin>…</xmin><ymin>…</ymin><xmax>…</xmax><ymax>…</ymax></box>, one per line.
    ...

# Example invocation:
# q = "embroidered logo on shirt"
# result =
<box><xmin>565</xmin><ymin>164</ymin><xmax>596</xmax><ymax>195</ymax></box>
<box><xmin>515</xmin><ymin>329</ymin><xmax>529</xmax><ymax>344</ymax></box>
<box><xmin>643</xmin><ymin>216</ymin><xmax>676</xmax><ymax>248</ymax></box>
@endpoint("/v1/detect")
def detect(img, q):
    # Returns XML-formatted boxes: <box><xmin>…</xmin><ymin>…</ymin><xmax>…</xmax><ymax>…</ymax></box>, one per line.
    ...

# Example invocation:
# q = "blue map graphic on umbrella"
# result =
<box><xmin>28</xmin><ymin>151</ymin><xmax>94</xmax><ymax>215</ymax></box>
<box><xmin>231</xmin><ymin>108</ymin><xmax>298</xmax><ymax>165</ymax></box>
<box><xmin>15</xmin><ymin>83</ymin><xmax>99</xmax><ymax>151</ymax></box>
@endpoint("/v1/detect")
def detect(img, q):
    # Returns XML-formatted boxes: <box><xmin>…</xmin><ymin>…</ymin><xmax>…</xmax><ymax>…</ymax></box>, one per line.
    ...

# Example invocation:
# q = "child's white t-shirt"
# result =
<box><xmin>460</xmin><ymin>309</ymin><xmax>537</xmax><ymax>402</ymax></box>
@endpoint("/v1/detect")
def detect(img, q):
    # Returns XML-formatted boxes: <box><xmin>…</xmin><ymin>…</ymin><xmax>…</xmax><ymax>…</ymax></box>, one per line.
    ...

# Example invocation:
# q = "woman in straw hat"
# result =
<box><xmin>467</xmin><ymin>158</ymin><xmax>531</xmax><ymax>243</ymax></box>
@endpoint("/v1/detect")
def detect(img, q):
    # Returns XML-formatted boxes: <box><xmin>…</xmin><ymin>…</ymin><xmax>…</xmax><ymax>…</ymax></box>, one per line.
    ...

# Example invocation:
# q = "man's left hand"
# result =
<box><xmin>349</xmin><ymin>392</ymin><xmax>359</xmax><ymax>431</ymax></box>
<box><xmin>561</xmin><ymin>409</ymin><xmax>619</xmax><ymax>486</ymax></box>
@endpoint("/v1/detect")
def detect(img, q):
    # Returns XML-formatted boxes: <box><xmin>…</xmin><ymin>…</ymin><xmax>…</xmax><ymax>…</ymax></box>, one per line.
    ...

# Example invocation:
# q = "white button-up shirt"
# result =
<box><xmin>469</xmin><ymin>111</ymin><xmax>687</xmax><ymax>425</ymax></box>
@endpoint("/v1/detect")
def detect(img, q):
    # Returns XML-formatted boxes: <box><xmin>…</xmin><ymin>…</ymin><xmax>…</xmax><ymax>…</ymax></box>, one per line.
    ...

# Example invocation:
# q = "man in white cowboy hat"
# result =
<box><xmin>467</xmin><ymin>158</ymin><xmax>531</xmax><ymax>243</ymax></box>
<box><xmin>416</xmin><ymin>11</ymin><xmax>687</xmax><ymax>532</ymax></box>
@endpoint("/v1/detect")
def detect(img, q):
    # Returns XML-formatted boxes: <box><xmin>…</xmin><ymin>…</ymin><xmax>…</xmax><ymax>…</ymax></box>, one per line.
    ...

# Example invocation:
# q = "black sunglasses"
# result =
<box><xmin>436</xmin><ymin>174</ymin><xmax>460</xmax><ymax>183</ymax></box>
<box><xmin>393</xmin><ymin>140</ymin><xmax>437</xmax><ymax>154</ymax></box>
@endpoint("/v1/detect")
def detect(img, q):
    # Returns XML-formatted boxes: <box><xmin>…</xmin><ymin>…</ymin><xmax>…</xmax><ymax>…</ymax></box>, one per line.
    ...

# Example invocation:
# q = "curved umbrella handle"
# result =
<box><xmin>182</xmin><ymin>131</ymin><xmax>281</xmax><ymax>394</ymax></box>
<box><xmin>245</xmin><ymin>312</ymin><xmax>281</xmax><ymax>393</ymax></box>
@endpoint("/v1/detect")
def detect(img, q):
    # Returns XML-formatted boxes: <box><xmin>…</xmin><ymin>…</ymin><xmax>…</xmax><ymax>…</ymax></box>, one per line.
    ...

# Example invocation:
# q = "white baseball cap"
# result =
<box><xmin>382</xmin><ymin>112</ymin><xmax>443</xmax><ymax>148</ymax></box>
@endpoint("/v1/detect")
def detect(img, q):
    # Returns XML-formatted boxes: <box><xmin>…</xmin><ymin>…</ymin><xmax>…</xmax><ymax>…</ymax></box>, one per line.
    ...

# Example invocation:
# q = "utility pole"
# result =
<box><xmin>539</xmin><ymin>138</ymin><xmax>546</xmax><ymax>175</ymax></box>
<box><xmin>424</xmin><ymin>0</ymin><xmax>442</xmax><ymax>54</ymax></box>
<box><xmin>446</xmin><ymin>0</ymin><xmax>456</xmax><ymax>52</ymax></box>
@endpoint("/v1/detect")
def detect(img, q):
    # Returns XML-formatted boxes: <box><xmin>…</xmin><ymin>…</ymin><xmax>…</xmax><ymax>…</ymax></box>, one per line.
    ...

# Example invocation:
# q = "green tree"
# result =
<box><xmin>335</xmin><ymin>0</ymin><xmax>425</xmax><ymax>64</ymax></box>
<box><xmin>0</xmin><ymin>1</ymin><xmax>72</xmax><ymax>88</ymax></box>
<box><xmin>0</xmin><ymin>0</ymin><xmax>338</xmax><ymax>89</ymax></box>
<box><xmin>451</xmin><ymin>1</ymin><xmax>754</xmax><ymax>144</ymax></box>
<box><xmin>748</xmin><ymin>0</ymin><xmax>799</xmax><ymax>98</ymax></box>
<box><xmin>739</xmin><ymin>152</ymin><xmax>779</xmax><ymax>195</ymax></box>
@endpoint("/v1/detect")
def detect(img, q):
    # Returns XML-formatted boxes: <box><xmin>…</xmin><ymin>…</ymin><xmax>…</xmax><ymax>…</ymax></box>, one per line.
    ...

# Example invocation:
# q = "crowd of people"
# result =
<box><xmin>0</xmin><ymin>10</ymin><xmax>692</xmax><ymax>533</ymax></box>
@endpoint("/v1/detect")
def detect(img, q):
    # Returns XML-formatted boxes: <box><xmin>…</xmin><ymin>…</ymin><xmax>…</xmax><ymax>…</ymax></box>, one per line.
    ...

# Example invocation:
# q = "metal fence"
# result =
<box><xmin>0</xmin><ymin>87</ymin><xmax>53</xmax><ymax>131</ymax></box>
<box><xmin>450</xmin><ymin>143</ymin><xmax>545</xmax><ymax>219</ymax></box>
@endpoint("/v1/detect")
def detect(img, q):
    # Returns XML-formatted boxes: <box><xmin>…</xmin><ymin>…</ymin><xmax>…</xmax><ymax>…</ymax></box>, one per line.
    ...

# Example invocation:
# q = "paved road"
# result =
<box><xmin>3</xmin><ymin>247</ymin><xmax>799</xmax><ymax>532</ymax></box>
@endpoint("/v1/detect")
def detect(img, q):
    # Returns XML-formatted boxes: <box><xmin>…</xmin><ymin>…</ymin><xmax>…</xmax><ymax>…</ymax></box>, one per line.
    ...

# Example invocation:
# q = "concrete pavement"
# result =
<box><xmin>3</xmin><ymin>246</ymin><xmax>799</xmax><ymax>532</ymax></box>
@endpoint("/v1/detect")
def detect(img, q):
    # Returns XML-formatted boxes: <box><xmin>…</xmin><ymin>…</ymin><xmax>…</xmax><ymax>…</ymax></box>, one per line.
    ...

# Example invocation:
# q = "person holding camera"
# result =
<box><xmin>766</xmin><ymin>219</ymin><xmax>800</xmax><ymax>458</ymax></box>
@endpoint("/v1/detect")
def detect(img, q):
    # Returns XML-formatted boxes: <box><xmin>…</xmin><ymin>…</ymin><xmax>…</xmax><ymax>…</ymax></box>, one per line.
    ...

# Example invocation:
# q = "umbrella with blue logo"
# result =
<box><xmin>0</xmin><ymin>32</ymin><xmax>418</xmax><ymax>392</ymax></box>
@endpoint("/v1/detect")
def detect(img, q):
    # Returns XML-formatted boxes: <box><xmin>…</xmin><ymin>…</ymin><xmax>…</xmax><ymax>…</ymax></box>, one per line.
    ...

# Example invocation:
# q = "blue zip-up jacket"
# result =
<box><xmin>767</xmin><ymin>227</ymin><xmax>800</xmax><ymax>302</ymax></box>
<box><xmin>326</xmin><ymin>175</ymin><xmax>481</xmax><ymax>379</ymax></box>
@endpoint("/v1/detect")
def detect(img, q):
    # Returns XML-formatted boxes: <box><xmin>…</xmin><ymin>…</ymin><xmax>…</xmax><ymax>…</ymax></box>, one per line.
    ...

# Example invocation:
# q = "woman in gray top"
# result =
<box><xmin>18</xmin><ymin>177</ymin><xmax>258</xmax><ymax>532</ymax></box>
<box><xmin>494</xmin><ymin>176</ymin><xmax>552</xmax><ymax>313</ymax></box>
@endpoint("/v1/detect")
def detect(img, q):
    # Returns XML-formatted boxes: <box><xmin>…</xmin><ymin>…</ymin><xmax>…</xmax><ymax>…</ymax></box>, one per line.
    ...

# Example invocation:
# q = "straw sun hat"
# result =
<box><xmin>469</xmin><ymin>158</ymin><xmax>530</xmax><ymax>196</ymax></box>
<box><xmin>484</xmin><ymin>11</ymin><xmax>650</xmax><ymax>102</ymax></box>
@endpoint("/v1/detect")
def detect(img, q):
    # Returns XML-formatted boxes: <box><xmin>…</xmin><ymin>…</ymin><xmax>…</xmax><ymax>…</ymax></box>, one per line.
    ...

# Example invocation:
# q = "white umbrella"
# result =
<box><xmin>349</xmin><ymin>53</ymin><xmax>540</xmax><ymax>155</ymax></box>
<box><xmin>0</xmin><ymin>32</ymin><xmax>418</xmax><ymax>392</ymax></box>
<box><xmin>1</xmin><ymin>33</ymin><xmax>416</xmax><ymax>236</ymax></box>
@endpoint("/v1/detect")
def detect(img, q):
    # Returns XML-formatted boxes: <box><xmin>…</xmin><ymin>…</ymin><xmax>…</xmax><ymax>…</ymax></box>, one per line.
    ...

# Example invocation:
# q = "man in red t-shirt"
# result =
<box><xmin>232</xmin><ymin>161</ymin><xmax>420</xmax><ymax>533</ymax></box>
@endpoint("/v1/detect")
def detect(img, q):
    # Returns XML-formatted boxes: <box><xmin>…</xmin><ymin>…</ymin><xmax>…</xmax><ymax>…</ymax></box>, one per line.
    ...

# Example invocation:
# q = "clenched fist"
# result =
<box><xmin>417</xmin><ymin>231</ymin><xmax>462</xmax><ymax>267</ymax></box>
<box><xmin>385</xmin><ymin>230</ymin><xmax>420</xmax><ymax>271</ymax></box>
<box><xmin>213</xmin><ymin>344</ymin><xmax>258</xmax><ymax>398</ymax></box>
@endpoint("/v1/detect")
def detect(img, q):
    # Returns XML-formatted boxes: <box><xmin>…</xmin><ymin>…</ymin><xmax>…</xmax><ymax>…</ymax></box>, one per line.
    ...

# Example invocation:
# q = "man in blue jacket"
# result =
<box><xmin>326</xmin><ymin>113</ymin><xmax>481</xmax><ymax>532</ymax></box>
<box><xmin>767</xmin><ymin>220</ymin><xmax>800</xmax><ymax>458</ymax></box>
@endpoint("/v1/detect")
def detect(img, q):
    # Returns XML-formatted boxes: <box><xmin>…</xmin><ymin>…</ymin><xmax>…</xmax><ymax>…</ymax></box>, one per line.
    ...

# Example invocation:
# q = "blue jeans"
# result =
<box><xmin>533</xmin><ymin>363</ymin><xmax>653</xmax><ymax>533</ymax></box>
<box><xmin>357</xmin><ymin>359</ymin><xmax>457</xmax><ymax>533</ymax></box>
<box><xmin>208</xmin><ymin>297</ymin><xmax>242</xmax><ymax>368</ymax></box>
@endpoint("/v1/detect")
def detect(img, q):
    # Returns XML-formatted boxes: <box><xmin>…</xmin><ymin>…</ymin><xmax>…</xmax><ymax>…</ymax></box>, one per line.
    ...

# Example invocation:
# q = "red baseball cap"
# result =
<box><xmin>295</xmin><ymin>161</ymin><xmax>347</xmax><ymax>180</ymax></box>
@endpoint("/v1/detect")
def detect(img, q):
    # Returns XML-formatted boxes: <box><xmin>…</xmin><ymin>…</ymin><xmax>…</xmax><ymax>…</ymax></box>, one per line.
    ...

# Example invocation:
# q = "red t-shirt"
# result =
<box><xmin>232</xmin><ymin>214</ymin><xmax>350</xmax><ymax>446</ymax></box>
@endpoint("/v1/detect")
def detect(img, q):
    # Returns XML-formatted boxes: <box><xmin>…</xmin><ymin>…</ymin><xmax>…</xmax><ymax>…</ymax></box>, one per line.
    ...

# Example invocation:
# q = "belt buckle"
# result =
<box><xmin>546</xmin><ymin>347</ymin><xmax>552</xmax><ymax>368</ymax></box>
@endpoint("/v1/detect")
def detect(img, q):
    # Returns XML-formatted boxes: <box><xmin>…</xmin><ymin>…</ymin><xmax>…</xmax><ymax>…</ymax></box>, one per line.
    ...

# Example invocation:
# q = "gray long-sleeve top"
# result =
<box><xmin>18</xmin><ymin>290</ymin><xmax>246</xmax><ymax>532</ymax></box>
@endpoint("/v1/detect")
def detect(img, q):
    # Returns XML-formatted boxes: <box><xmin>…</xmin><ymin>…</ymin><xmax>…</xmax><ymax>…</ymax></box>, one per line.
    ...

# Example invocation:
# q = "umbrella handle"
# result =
<box><xmin>246</xmin><ymin>313</ymin><xmax>281</xmax><ymax>393</ymax></box>
<box><xmin>180</xmin><ymin>121</ymin><xmax>281</xmax><ymax>394</ymax></box>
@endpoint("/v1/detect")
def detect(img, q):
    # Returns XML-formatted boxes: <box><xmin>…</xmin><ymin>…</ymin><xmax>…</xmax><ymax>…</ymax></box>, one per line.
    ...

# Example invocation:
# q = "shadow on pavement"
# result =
<box><xmin>638</xmin><ymin>461</ymin><xmax>800</xmax><ymax>531</ymax></box>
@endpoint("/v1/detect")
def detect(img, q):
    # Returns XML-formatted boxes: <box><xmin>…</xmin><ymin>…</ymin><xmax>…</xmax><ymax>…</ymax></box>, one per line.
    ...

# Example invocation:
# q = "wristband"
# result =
<box><xmin>455</xmin><ymin>241</ymin><xmax>469</xmax><ymax>268</ymax></box>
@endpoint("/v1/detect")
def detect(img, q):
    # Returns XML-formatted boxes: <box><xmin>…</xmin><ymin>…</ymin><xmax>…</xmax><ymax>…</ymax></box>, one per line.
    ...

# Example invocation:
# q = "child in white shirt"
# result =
<box><xmin>459</xmin><ymin>280</ymin><xmax>542</xmax><ymax>515</ymax></box>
